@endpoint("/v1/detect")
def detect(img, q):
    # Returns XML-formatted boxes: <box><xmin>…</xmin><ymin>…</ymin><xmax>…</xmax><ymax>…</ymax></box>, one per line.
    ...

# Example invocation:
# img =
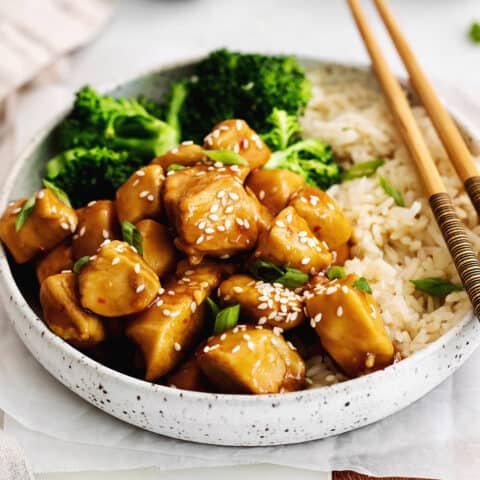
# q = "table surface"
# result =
<box><xmin>7</xmin><ymin>0</ymin><xmax>480</xmax><ymax>478</ymax></box>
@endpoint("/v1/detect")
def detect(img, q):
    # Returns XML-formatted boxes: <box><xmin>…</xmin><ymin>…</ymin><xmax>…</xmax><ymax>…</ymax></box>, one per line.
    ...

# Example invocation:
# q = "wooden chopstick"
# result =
<box><xmin>372</xmin><ymin>0</ymin><xmax>480</xmax><ymax>216</ymax></box>
<box><xmin>347</xmin><ymin>0</ymin><xmax>480</xmax><ymax>319</ymax></box>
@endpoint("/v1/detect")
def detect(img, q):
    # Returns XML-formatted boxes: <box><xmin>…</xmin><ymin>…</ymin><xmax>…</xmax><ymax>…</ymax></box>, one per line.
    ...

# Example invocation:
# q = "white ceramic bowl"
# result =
<box><xmin>1</xmin><ymin>58</ymin><xmax>479</xmax><ymax>446</ymax></box>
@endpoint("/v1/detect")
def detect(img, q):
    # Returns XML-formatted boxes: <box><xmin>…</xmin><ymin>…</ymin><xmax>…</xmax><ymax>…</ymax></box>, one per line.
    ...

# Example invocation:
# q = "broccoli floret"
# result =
<box><xmin>261</xmin><ymin>108</ymin><xmax>302</xmax><ymax>150</ymax></box>
<box><xmin>262</xmin><ymin>109</ymin><xmax>340</xmax><ymax>191</ymax></box>
<box><xmin>58</xmin><ymin>86</ymin><xmax>178</xmax><ymax>158</ymax></box>
<box><xmin>44</xmin><ymin>147</ymin><xmax>144</xmax><ymax>207</ymax></box>
<box><xmin>164</xmin><ymin>49</ymin><xmax>311</xmax><ymax>143</ymax></box>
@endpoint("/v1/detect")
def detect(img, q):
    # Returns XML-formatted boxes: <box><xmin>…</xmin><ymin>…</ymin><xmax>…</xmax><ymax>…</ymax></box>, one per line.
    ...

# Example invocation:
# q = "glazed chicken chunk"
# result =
<box><xmin>164</xmin><ymin>166</ymin><xmax>261</xmax><ymax>263</ymax></box>
<box><xmin>218</xmin><ymin>274</ymin><xmax>305</xmax><ymax>330</ymax></box>
<box><xmin>0</xmin><ymin>189</ymin><xmax>77</xmax><ymax>263</ymax></box>
<box><xmin>126</xmin><ymin>281</ymin><xmax>207</xmax><ymax>381</ymax></box>
<box><xmin>36</xmin><ymin>240</ymin><xmax>74</xmax><ymax>284</ymax></box>
<box><xmin>290</xmin><ymin>186</ymin><xmax>352</xmax><ymax>250</ymax></box>
<box><xmin>304</xmin><ymin>274</ymin><xmax>394</xmax><ymax>377</ymax></box>
<box><xmin>116</xmin><ymin>165</ymin><xmax>165</xmax><ymax>224</ymax></box>
<box><xmin>196</xmin><ymin>325</ymin><xmax>305</xmax><ymax>394</ymax></box>
<box><xmin>246</xmin><ymin>169</ymin><xmax>304</xmax><ymax>216</ymax></box>
<box><xmin>166</xmin><ymin>356</ymin><xmax>211</xmax><ymax>392</ymax></box>
<box><xmin>78</xmin><ymin>240</ymin><xmax>160</xmax><ymax>317</ymax></box>
<box><xmin>152</xmin><ymin>142</ymin><xmax>206</xmax><ymax>169</ymax></box>
<box><xmin>204</xmin><ymin>119</ymin><xmax>270</xmax><ymax>169</ymax></box>
<box><xmin>72</xmin><ymin>200</ymin><xmax>120</xmax><ymax>259</ymax></box>
<box><xmin>254</xmin><ymin>206</ymin><xmax>332</xmax><ymax>275</ymax></box>
<box><xmin>135</xmin><ymin>219</ymin><xmax>177</xmax><ymax>278</ymax></box>
<box><xmin>40</xmin><ymin>272</ymin><xmax>106</xmax><ymax>347</ymax></box>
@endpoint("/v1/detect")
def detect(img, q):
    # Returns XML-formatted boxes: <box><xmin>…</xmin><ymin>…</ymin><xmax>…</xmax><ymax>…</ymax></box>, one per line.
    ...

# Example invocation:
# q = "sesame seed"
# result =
<box><xmin>225</xmin><ymin>206</ymin><xmax>234</xmax><ymax>214</ymax></box>
<box><xmin>213</xmin><ymin>129</ymin><xmax>220</xmax><ymax>138</ymax></box>
<box><xmin>191</xmin><ymin>301</ymin><xmax>197</xmax><ymax>313</ymax></box>
<box><xmin>220</xmin><ymin>333</ymin><xmax>227</xmax><ymax>341</ymax></box>
<box><xmin>11</xmin><ymin>207</ymin><xmax>21</xmax><ymax>214</ymax></box>
<box><xmin>217</xmin><ymin>190</ymin><xmax>225</xmax><ymax>199</ymax></box>
<box><xmin>136</xmin><ymin>170</ymin><xmax>145</xmax><ymax>176</ymax></box>
<box><xmin>209</xmin><ymin>214</ymin><xmax>219</xmax><ymax>221</ymax></box>
<box><xmin>167</xmin><ymin>290</ymin><xmax>175</xmax><ymax>295</ymax></box>
<box><xmin>196</xmin><ymin>235</ymin><xmax>204</xmax><ymax>245</ymax></box>
<box><xmin>205</xmin><ymin>227</ymin><xmax>215</xmax><ymax>234</ymax></box>
<box><xmin>102</xmin><ymin>229</ymin><xmax>109</xmax><ymax>239</ymax></box>
<box><xmin>287</xmin><ymin>341</ymin><xmax>296</xmax><ymax>351</ymax></box>
<box><xmin>60</xmin><ymin>222</ymin><xmax>69</xmax><ymax>230</ymax></box>
<box><xmin>163</xmin><ymin>309</ymin><xmax>171</xmax><ymax>316</ymax></box>
<box><xmin>229</xmin><ymin>192</ymin><xmax>239</xmax><ymax>201</ymax></box>
<box><xmin>198</xmin><ymin>221</ymin><xmax>206</xmax><ymax>230</ymax></box>
<box><xmin>232</xmin><ymin>345</ymin><xmax>240</xmax><ymax>353</ymax></box>
<box><xmin>210</xmin><ymin>204</ymin><xmax>219</xmax><ymax>213</ymax></box>
<box><xmin>258</xmin><ymin>316</ymin><xmax>267</xmax><ymax>325</ymax></box>
<box><xmin>87</xmin><ymin>200</ymin><xmax>97</xmax><ymax>207</ymax></box>
<box><xmin>174</xmin><ymin>342</ymin><xmax>182</xmax><ymax>352</ymax></box>
<box><xmin>136</xmin><ymin>284</ymin><xmax>145</xmax><ymax>293</ymax></box>
<box><xmin>327</xmin><ymin>203</ymin><xmax>336</xmax><ymax>211</ymax></box>
<box><xmin>236</xmin><ymin>218</ymin><xmax>244</xmax><ymax>226</ymax></box>
<box><xmin>132</xmin><ymin>179</ymin><xmax>140</xmax><ymax>187</ymax></box>
<box><xmin>258</xmin><ymin>190</ymin><xmax>265</xmax><ymax>200</ymax></box>
<box><xmin>139</xmin><ymin>190</ymin><xmax>149</xmax><ymax>198</ymax></box>
<box><xmin>273</xmin><ymin>326</ymin><xmax>283</xmax><ymax>336</ymax></box>
<box><xmin>134</xmin><ymin>263</ymin><xmax>140</xmax><ymax>273</ymax></box>
<box><xmin>147</xmin><ymin>194</ymin><xmax>154</xmax><ymax>202</ymax></box>
<box><xmin>233</xmin><ymin>286</ymin><xmax>244</xmax><ymax>294</ymax></box>
<box><xmin>112</xmin><ymin>257</ymin><xmax>120</xmax><ymax>265</ymax></box>
<box><xmin>275</xmin><ymin>220</ymin><xmax>286</xmax><ymax>228</ymax></box>
<box><xmin>37</xmin><ymin>191</ymin><xmax>45</xmax><ymax>199</ymax></box>
<box><xmin>235</xmin><ymin>120</ymin><xmax>242</xmax><ymax>131</ymax></box>
<box><xmin>158</xmin><ymin>288</ymin><xmax>165</xmax><ymax>295</ymax></box>
<box><xmin>233</xmin><ymin>144</ymin><xmax>240</xmax><ymax>153</ymax></box>
<box><xmin>337</xmin><ymin>306</ymin><xmax>343</xmax><ymax>317</ymax></box>
<box><xmin>247</xmin><ymin>341</ymin><xmax>254</xmax><ymax>351</ymax></box>
<box><xmin>156</xmin><ymin>299</ymin><xmax>163</xmax><ymax>307</ymax></box>
<box><xmin>240</xmin><ymin>138</ymin><xmax>249</xmax><ymax>149</ymax></box>
<box><xmin>257</xmin><ymin>303</ymin><xmax>268</xmax><ymax>310</ymax></box>
<box><xmin>182</xmin><ymin>140</ymin><xmax>194</xmax><ymax>145</ymax></box>
<box><xmin>342</xmin><ymin>286</ymin><xmax>349</xmax><ymax>293</ymax></box>
<box><xmin>79</xmin><ymin>226</ymin><xmax>86</xmax><ymax>237</ymax></box>
<box><xmin>301</xmin><ymin>257</ymin><xmax>311</xmax><ymax>265</ymax></box>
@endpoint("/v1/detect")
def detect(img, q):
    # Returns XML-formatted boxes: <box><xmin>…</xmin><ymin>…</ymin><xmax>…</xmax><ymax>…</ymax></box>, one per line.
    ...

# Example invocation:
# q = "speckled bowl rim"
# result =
<box><xmin>0</xmin><ymin>55</ymin><xmax>478</xmax><ymax>407</ymax></box>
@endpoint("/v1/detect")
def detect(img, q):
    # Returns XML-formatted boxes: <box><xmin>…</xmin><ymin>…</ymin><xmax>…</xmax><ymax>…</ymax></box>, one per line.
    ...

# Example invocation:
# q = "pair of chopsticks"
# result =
<box><xmin>347</xmin><ymin>0</ymin><xmax>480</xmax><ymax>319</ymax></box>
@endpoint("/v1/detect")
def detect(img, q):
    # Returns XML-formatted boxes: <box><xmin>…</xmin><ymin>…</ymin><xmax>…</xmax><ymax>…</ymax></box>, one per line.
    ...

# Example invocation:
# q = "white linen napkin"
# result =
<box><xmin>1</xmin><ymin>80</ymin><xmax>480</xmax><ymax>479</ymax></box>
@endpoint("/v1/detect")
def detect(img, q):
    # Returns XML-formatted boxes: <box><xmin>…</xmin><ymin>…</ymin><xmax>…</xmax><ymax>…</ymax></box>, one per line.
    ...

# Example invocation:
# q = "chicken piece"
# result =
<box><xmin>218</xmin><ymin>274</ymin><xmax>304</xmax><ymax>330</ymax></box>
<box><xmin>196</xmin><ymin>325</ymin><xmax>305</xmax><ymax>394</ymax></box>
<box><xmin>245</xmin><ymin>187</ymin><xmax>273</xmax><ymax>233</ymax></box>
<box><xmin>204</xmin><ymin>119</ymin><xmax>270</xmax><ymax>169</ymax></box>
<box><xmin>78</xmin><ymin>240</ymin><xmax>160</xmax><ymax>317</ymax></box>
<box><xmin>135</xmin><ymin>219</ymin><xmax>177</xmax><ymax>278</ymax></box>
<box><xmin>166</xmin><ymin>356</ymin><xmax>211</xmax><ymax>392</ymax></box>
<box><xmin>246</xmin><ymin>169</ymin><xmax>304</xmax><ymax>216</ymax></box>
<box><xmin>116</xmin><ymin>165</ymin><xmax>165</xmax><ymax>224</ymax></box>
<box><xmin>304</xmin><ymin>273</ymin><xmax>394</xmax><ymax>377</ymax></box>
<box><xmin>0</xmin><ymin>190</ymin><xmax>77</xmax><ymax>264</ymax></box>
<box><xmin>152</xmin><ymin>143</ymin><xmax>206</xmax><ymax>169</ymax></box>
<box><xmin>126</xmin><ymin>280</ymin><xmax>208</xmax><ymax>381</ymax></box>
<box><xmin>164</xmin><ymin>166</ymin><xmax>260</xmax><ymax>263</ymax></box>
<box><xmin>254</xmin><ymin>206</ymin><xmax>332</xmax><ymax>275</ymax></box>
<box><xmin>332</xmin><ymin>243</ymin><xmax>350</xmax><ymax>266</ymax></box>
<box><xmin>290</xmin><ymin>186</ymin><xmax>352</xmax><ymax>250</ymax></box>
<box><xmin>40</xmin><ymin>272</ymin><xmax>106</xmax><ymax>348</ymax></box>
<box><xmin>36</xmin><ymin>241</ymin><xmax>74</xmax><ymax>284</ymax></box>
<box><xmin>72</xmin><ymin>200</ymin><xmax>120</xmax><ymax>259</ymax></box>
<box><xmin>175</xmin><ymin>259</ymin><xmax>236</xmax><ymax>302</ymax></box>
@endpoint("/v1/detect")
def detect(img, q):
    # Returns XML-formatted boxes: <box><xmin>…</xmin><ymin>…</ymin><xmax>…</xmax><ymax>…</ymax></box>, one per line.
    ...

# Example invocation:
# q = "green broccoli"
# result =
<box><xmin>262</xmin><ymin>109</ymin><xmax>340</xmax><ymax>191</ymax></box>
<box><xmin>58</xmin><ymin>86</ymin><xmax>178</xmax><ymax>158</ymax></box>
<box><xmin>163</xmin><ymin>49</ymin><xmax>311</xmax><ymax>143</ymax></box>
<box><xmin>44</xmin><ymin>147</ymin><xmax>144</xmax><ymax>207</ymax></box>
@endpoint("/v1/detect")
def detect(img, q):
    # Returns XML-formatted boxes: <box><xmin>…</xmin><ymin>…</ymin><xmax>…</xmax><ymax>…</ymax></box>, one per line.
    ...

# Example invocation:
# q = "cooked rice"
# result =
<box><xmin>301</xmin><ymin>65</ymin><xmax>480</xmax><ymax>388</ymax></box>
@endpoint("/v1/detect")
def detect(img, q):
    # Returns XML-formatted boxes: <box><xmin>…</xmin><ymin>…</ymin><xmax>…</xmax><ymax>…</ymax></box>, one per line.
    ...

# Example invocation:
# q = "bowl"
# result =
<box><xmin>1</xmin><ymin>57</ymin><xmax>479</xmax><ymax>446</ymax></box>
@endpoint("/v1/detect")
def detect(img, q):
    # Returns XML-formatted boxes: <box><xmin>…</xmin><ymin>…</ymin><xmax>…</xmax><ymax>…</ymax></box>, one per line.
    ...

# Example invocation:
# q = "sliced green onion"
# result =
<box><xmin>468</xmin><ymin>22</ymin><xmax>480</xmax><ymax>44</ymax></box>
<box><xmin>15</xmin><ymin>194</ymin><xmax>36</xmax><ymax>232</ymax></box>
<box><xmin>121</xmin><ymin>220</ymin><xmax>143</xmax><ymax>255</ymax></box>
<box><xmin>353</xmin><ymin>277</ymin><xmax>373</xmax><ymax>294</ymax></box>
<box><xmin>410</xmin><ymin>277</ymin><xmax>464</xmax><ymax>297</ymax></box>
<box><xmin>42</xmin><ymin>179</ymin><xmax>72</xmax><ymax>207</ymax></box>
<box><xmin>204</xmin><ymin>149</ymin><xmax>248</xmax><ymax>166</ymax></box>
<box><xmin>73</xmin><ymin>256</ymin><xmax>91</xmax><ymax>273</ymax></box>
<box><xmin>166</xmin><ymin>163</ymin><xmax>186</xmax><ymax>172</ymax></box>
<box><xmin>213</xmin><ymin>303</ymin><xmax>240</xmax><ymax>334</ymax></box>
<box><xmin>206</xmin><ymin>296</ymin><xmax>220</xmax><ymax>318</ymax></box>
<box><xmin>327</xmin><ymin>265</ymin><xmax>346</xmax><ymax>280</ymax></box>
<box><xmin>249</xmin><ymin>259</ymin><xmax>308</xmax><ymax>288</ymax></box>
<box><xmin>378</xmin><ymin>175</ymin><xmax>404</xmax><ymax>207</ymax></box>
<box><xmin>341</xmin><ymin>159</ymin><xmax>384</xmax><ymax>181</ymax></box>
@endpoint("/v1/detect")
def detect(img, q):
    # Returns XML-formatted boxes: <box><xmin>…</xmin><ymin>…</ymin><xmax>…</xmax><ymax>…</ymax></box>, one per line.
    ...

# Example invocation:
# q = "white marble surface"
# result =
<box><xmin>5</xmin><ymin>0</ymin><xmax>480</xmax><ymax>478</ymax></box>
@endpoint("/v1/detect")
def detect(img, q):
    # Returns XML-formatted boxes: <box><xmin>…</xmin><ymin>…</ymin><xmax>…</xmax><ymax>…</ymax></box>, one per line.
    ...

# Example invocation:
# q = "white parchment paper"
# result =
<box><xmin>1</xmin><ymin>81</ymin><xmax>480</xmax><ymax>480</ymax></box>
